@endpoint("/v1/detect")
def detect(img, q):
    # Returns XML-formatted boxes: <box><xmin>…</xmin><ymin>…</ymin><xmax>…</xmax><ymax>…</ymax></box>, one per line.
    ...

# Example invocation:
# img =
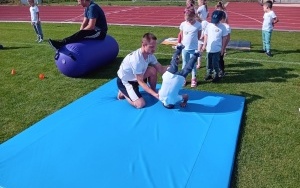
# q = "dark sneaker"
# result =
<box><xmin>163</xmin><ymin>103</ymin><xmax>175</xmax><ymax>109</ymax></box>
<box><xmin>260</xmin><ymin>49</ymin><xmax>266</xmax><ymax>53</ymax></box>
<box><xmin>173</xmin><ymin>44</ymin><xmax>185</xmax><ymax>58</ymax></box>
<box><xmin>212</xmin><ymin>76</ymin><xmax>221</xmax><ymax>83</ymax></box>
<box><xmin>266</xmin><ymin>52</ymin><xmax>273</xmax><ymax>57</ymax></box>
<box><xmin>48</xmin><ymin>39</ymin><xmax>63</xmax><ymax>50</ymax></box>
<box><xmin>204</xmin><ymin>74</ymin><xmax>213</xmax><ymax>81</ymax></box>
<box><xmin>219</xmin><ymin>70</ymin><xmax>226</xmax><ymax>77</ymax></box>
<box><xmin>194</xmin><ymin>50</ymin><xmax>200</xmax><ymax>58</ymax></box>
<box><xmin>177</xmin><ymin>44</ymin><xmax>185</xmax><ymax>50</ymax></box>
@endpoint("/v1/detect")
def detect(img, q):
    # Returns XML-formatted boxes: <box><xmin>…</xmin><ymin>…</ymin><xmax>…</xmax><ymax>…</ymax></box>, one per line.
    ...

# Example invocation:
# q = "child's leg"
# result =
<box><xmin>36</xmin><ymin>22</ymin><xmax>43</xmax><ymax>40</ymax></box>
<box><xmin>167</xmin><ymin>45</ymin><xmax>184</xmax><ymax>74</ymax></box>
<box><xmin>177</xmin><ymin>52</ymin><xmax>200</xmax><ymax>78</ymax></box>
<box><xmin>205</xmin><ymin>53</ymin><xmax>213</xmax><ymax>80</ymax></box>
<box><xmin>265</xmin><ymin>31</ymin><xmax>272</xmax><ymax>53</ymax></box>
<box><xmin>262</xmin><ymin>30</ymin><xmax>266</xmax><ymax>51</ymax></box>
<box><xmin>33</xmin><ymin>23</ymin><xmax>39</xmax><ymax>36</ymax></box>
<box><xmin>197</xmin><ymin>43</ymin><xmax>203</xmax><ymax>69</ymax></box>
<box><xmin>212</xmin><ymin>52</ymin><xmax>221</xmax><ymax>78</ymax></box>
<box><xmin>191</xmin><ymin>52</ymin><xmax>198</xmax><ymax>87</ymax></box>
<box><xmin>219</xmin><ymin>53</ymin><xmax>225</xmax><ymax>72</ymax></box>
<box><xmin>181</xmin><ymin>49</ymin><xmax>189</xmax><ymax>70</ymax></box>
<box><xmin>191</xmin><ymin>54</ymin><xmax>197</xmax><ymax>79</ymax></box>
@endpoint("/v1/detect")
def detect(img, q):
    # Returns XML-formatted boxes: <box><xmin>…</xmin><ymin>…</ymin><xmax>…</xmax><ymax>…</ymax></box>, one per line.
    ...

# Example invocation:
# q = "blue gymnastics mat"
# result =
<box><xmin>0</xmin><ymin>78</ymin><xmax>245</xmax><ymax>188</ymax></box>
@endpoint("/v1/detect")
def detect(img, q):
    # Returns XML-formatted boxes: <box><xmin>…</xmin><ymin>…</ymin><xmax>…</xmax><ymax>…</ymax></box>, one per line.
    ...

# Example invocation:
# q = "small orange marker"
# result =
<box><xmin>11</xmin><ymin>69</ymin><xmax>16</xmax><ymax>75</ymax></box>
<box><xmin>39</xmin><ymin>73</ymin><xmax>45</xmax><ymax>80</ymax></box>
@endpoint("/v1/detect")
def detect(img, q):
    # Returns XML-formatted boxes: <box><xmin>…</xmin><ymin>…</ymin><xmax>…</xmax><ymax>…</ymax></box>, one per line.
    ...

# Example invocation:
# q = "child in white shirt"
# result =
<box><xmin>202</xmin><ymin>10</ymin><xmax>228</xmax><ymax>83</ymax></box>
<box><xmin>219</xmin><ymin>13</ymin><xmax>231</xmax><ymax>77</ymax></box>
<box><xmin>178</xmin><ymin>6</ymin><xmax>202</xmax><ymax>87</ymax></box>
<box><xmin>196</xmin><ymin>0</ymin><xmax>209</xmax><ymax>69</ymax></box>
<box><xmin>28</xmin><ymin>0</ymin><xmax>43</xmax><ymax>43</ymax></box>
<box><xmin>262</xmin><ymin>0</ymin><xmax>279</xmax><ymax>57</ymax></box>
<box><xmin>159</xmin><ymin>45</ymin><xmax>200</xmax><ymax>109</ymax></box>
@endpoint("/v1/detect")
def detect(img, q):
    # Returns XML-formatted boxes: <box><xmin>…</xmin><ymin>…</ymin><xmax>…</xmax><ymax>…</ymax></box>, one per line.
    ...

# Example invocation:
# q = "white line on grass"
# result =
<box><xmin>119</xmin><ymin>49</ymin><xmax>300</xmax><ymax>65</ymax></box>
<box><xmin>2</xmin><ymin>42</ymin><xmax>299</xmax><ymax>65</ymax></box>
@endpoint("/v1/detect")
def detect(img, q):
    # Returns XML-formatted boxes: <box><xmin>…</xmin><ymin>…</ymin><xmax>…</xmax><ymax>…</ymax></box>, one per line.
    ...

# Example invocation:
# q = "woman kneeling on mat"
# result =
<box><xmin>48</xmin><ymin>0</ymin><xmax>107</xmax><ymax>50</ymax></box>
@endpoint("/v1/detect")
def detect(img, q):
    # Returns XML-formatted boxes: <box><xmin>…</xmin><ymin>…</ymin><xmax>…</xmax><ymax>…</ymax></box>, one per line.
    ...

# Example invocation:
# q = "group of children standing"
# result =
<box><xmin>177</xmin><ymin>0</ymin><xmax>230</xmax><ymax>86</ymax></box>
<box><xmin>177</xmin><ymin>0</ymin><xmax>278</xmax><ymax>86</ymax></box>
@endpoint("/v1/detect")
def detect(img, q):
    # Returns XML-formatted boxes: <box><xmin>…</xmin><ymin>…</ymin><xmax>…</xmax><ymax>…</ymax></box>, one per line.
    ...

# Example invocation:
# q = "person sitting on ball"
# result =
<box><xmin>48</xmin><ymin>0</ymin><xmax>107</xmax><ymax>50</ymax></box>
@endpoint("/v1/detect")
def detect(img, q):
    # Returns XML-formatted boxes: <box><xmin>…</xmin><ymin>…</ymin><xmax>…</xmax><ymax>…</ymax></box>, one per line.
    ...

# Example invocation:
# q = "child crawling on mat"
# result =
<box><xmin>158</xmin><ymin>45</ymin><xmax>200</xmax><ymax>109</ymax></box>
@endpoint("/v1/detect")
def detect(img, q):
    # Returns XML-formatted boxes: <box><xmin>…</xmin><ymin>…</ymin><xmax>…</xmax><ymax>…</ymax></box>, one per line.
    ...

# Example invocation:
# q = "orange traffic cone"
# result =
<box><xmin>11</xmin><ymin>69</ymin><xmax>16</xmax><ymax>75</ymax></box>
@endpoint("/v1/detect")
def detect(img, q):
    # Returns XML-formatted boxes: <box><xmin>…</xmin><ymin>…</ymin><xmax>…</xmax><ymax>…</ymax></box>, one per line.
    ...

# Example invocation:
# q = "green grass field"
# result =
<box><xmin>0</xmin><ymin>22</ymin><xmax>300</xmax><ymax>187</ymax></box>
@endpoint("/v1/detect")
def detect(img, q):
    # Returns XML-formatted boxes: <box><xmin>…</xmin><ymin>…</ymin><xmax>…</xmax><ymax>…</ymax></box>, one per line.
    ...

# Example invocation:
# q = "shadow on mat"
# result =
<box><xmin>178</xmin><ymin>91</ymin><xmax>244</xmax><ymax>113</ymax></box>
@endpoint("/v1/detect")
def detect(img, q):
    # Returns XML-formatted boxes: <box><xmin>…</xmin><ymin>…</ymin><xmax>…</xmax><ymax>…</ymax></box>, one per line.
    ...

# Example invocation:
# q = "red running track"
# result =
<box><xmin>0</xmin><ymin>2</ymin><xmax>299</xmax><ymax>31</ymax></box>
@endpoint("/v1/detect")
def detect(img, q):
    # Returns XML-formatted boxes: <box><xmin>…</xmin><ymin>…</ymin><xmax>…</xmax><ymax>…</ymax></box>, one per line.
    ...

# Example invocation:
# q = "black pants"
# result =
<box><xmin>219</xmin><ymin>54</ymin><xmax>225</xmax><ymax>72</ymax></box>
<box><xmin>62</xmin><ymin>29</ymin><xmax>107</xmax><ymax>45</ymax></box>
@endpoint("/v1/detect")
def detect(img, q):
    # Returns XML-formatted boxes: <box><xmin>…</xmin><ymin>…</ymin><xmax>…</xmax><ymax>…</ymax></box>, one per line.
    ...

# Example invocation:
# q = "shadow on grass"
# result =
<box><xmin>227</xmin><ymin>61</ymin><xmax>263</xmax><ymax>68</ymax></box>
<box><xmin>81</xmin><ymin>57</ymin><xmax>123</xmax><ymax>79</ymax></box>
<box><xmin>229</xmin><ymin>91</ymin><xmax>263</xmax><ymax>188</ymax></box>
<box><xmin>227</xmin><ymin>48</ymin><xmax>300</xmax><ymax>56</ymax></box>
<box><xmin>0</xmin><ymin>46</ymin><xmax>31</xmax><ymax>50</ymax></box>
<box><xmin>225</xmin><ymin>63</ymin><xmax>298</xmax><ymax>83</ymax></box>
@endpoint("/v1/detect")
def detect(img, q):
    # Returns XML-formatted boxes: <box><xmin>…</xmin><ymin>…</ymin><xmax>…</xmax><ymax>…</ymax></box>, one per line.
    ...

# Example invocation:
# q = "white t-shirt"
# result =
<box><xmin>117</xmin><ymin>48</ymin><xmax>158</xmax><ymax>82</ymax></box>
<box><xmin>262</xmin><ymin>10</ymin><xmax>277</xmax><ymax>32</ymax></box>
<box><xmin>158</xmin><ymin>71</ymin><xmax>184</xmax><ymax>106</ymax></box>
<box><xmin>204</xmin><ymin>23</ymin><xmax>228</xmax><ymax>53</ymax></box>
<box><xmin>196</xmin><ymin>5</ymin><xmax>209</xmax><ymax>21</ymax></box>
<box><xmin>179</xmin><ymin>21</ymin><xmax>202</xmax><ymax>50</ymax></box>
<box><xmin>198</xmin><ymin>20</ymin><xmax>209</xmax><ymax>45</ymax></box>
<box><xmin>223</xmin><ymin>23</ymin><xmax>231</xmax><ymax>34</ymax></box>
<box><xmin>29</xmin><ymin>5</ymin><xmax>39</xmax><ymax>23</ymax></box>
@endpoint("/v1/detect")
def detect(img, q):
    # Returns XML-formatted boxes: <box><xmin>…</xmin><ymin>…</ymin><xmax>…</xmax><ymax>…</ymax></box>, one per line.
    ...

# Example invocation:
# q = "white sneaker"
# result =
<box><xmin>38</xmin><ymin>39</ymin><xmax>43</xmax><ymax>43</ymax></box>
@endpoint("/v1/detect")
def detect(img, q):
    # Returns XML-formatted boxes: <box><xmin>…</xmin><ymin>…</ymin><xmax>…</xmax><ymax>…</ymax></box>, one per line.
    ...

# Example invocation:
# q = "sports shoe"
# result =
<box><xmin>177</xmin><ymin>44</ymin><xmax>185</xmax><ymax>50</ymax></box>
<box><xmin>38</xmin><ymin>39</ymin><xmax>43</xmax><ymax>43</ymax></box>
<box><xmin>266</xmin><ymin>51</ymin><xmax>273</xmax><ymax>57</ymax></box>
<box><xmin>194</xmin><ymin>50</ymin><xmax>201</xmax><ymax>57</ymax></box>
<box><xmin>212</xmin><ymin>76</ymin><xmax>221</xmax><ymax>83</ymax></box>
<box><xmin>191</xmin><ymin>78</ymin><xmax>197</xmax><ymax>88</ymax></box>
<box><xmin>48</xmin><ymin>39</ymin><xmax>63</xmax><ymax>50</ymax></box>
<box><xmin>117</xmin><ymin>90</ymin><xmax>125</xmax><ymax>100</ymax></box>
<box><xmin>219</xmin><ymin>70</ymin><xmax>226</xmax><ymax>77</ymax></box>
<box><xmin>204</xmin><ymin>74</ymin><xmax>213</xmax><ymax>81</ymax></box>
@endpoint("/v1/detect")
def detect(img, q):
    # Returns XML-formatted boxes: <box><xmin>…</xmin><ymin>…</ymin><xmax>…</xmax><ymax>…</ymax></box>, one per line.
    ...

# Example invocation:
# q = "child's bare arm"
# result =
<box><xmin>273</xmin><ymin>17</ymin><xmax>279</xmax><ymax>25</ymax></box>
<box><xmin>201</xmin><ymin>34</ymin><xmax>207</xmax><ymax>52</ymax></box>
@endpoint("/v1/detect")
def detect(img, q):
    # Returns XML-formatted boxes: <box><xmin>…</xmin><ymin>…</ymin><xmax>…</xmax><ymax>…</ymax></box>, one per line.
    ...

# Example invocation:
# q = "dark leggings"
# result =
<box><xmin>62</xmin><ymin>29</ymin><xmax>107</xmax><ymax>45</ymax></box>
<box><xmin>167</xmin><ymin>48</ymin><xmax>199</xmax><ymax>78</ymax></box>
<box><xmin>219</xmin><ymin>54</ymin><xmax>225</xmax><ymax>72</ymax></box>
